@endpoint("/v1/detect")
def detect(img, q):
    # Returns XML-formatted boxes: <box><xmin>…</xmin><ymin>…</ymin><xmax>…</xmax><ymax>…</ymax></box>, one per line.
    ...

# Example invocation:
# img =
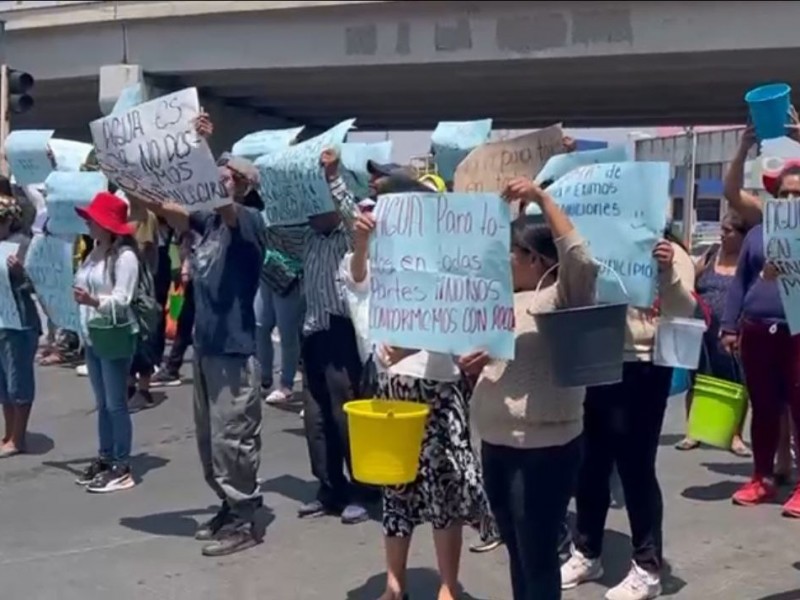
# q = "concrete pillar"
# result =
<box><xmin>98</xmin><ymin>64</ymin><xmax>144</xmax><ymax>115</ymax></box>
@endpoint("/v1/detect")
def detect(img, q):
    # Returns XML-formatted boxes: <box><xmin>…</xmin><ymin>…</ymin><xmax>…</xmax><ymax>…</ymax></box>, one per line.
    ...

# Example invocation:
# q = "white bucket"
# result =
<box><xmin>654</xmin><ymin>317</ymin><xmax>707</xmax><ymax>369</ymax></box>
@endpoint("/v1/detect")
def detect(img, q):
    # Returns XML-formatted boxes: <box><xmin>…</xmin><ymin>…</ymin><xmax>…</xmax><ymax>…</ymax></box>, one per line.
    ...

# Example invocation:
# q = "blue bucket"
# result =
<box><xmin>745</xmin><ymin>83</ymin><xmax>791</xmax><ymax>140</ymax></box>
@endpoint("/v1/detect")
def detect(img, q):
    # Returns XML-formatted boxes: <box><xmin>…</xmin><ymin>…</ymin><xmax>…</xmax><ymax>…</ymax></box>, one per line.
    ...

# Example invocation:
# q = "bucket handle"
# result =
<box><xmin>531</xmin><ymin>257</ymin><xmax>630</xmax><ymax>302</ymax></box>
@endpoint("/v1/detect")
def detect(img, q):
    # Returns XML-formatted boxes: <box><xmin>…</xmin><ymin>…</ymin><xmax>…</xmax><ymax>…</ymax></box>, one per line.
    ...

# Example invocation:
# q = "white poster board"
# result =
<box><xmin>89</xmin><ymin>87</ymin><xmax>229</xmax><ymax>212</ymax></box>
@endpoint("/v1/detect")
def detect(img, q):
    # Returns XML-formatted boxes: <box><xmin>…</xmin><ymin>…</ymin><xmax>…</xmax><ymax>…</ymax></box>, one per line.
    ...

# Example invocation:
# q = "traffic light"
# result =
<box><xmin>6</xmin><ymin>68</ymin><xmax>34</xmax><ymax>114</ymax></box>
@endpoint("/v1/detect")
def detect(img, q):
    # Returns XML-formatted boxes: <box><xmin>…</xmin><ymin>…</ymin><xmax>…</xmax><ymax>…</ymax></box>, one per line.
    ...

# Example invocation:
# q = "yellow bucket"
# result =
<box><xmin>344</xmin><ymin>399</ymin><xmax>430</xmax><ymax>486</ymax></box>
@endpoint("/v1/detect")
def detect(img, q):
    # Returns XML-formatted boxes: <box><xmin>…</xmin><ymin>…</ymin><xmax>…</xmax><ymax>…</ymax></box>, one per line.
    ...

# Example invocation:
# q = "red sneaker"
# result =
<box><xmin>732</xmin><ymin>478</ymin><xmax>777</xmax><ymax>506</ymax></box>
<box><xmin>782</xmin><ymin>487</ymin><xmax>800</xmax><ymax>518</ymax></box>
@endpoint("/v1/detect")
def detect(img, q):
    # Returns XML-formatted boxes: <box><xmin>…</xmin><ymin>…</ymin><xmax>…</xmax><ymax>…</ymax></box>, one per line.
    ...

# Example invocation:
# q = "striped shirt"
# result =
<box><xmin>265</xmin><ymin>176</ymin><xmax>359</xmax><ymax>335</ymax></box>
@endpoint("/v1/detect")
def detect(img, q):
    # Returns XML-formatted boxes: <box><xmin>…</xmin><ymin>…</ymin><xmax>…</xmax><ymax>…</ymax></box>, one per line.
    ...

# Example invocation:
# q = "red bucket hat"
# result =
<box><xmin>75</xmin><ymin>191</ymin><xmax>134</xmax><ymax>236</ymax></box>
<box><xmin>763</xmin><ymin>159</ymin><xmax>800</xmax><ymax>197</ymax></box>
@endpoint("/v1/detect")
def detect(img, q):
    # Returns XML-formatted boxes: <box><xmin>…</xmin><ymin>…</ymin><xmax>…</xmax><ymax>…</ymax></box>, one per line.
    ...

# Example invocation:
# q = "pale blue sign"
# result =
<box><xmin>45</xmin><ymin>171</ymin><xmax>108</xmax><ymax>236</ymax></box>
<box><xmin>112</xmin><ymin>83</ymin><xmax>145</xmax><ymax>115</ymax></box>
<box><xmin>548</xmin><ymin>162</ymin><xmax>671</xmax><ymax>308</ymax></box>
<box><xmin>535</xmin><ymin>146</ymin><xmax>629</xmax><ymax>185</ymax></box>
<box><xmin>24</xmin><ymin>234</ymin><xmax>81</xmax><ymax>332</ymax></box>
<box><xmin>49</xmin><ymin>138</ymin><xmax>94</xmax><ymax>172</ymax></box>
<box><xmin>255</xmin><ymin>118</ymin><xmax>355</xmax><ymax>226</ymax></box>
<box><xmin>0</xmin><ymin>241</ymin><xmax>22</xmax><ymax>329</ymax></box>
<box><xmin>5</xmin><ymin>129</ymin><xmax>55</xmax><ymax>186</ymax></box>
<box><xmin>764</xmin><ymin>198</ymin><xmax>800</xmax><ymax>334</ymax></box>
<box><xmin>369</xmin><ymin>192</ymin><xmax>515</xmax><ymax>359</ymax></box>
<box><xmin>340</xmin><ymin>141</ymin><xmax>393</xmax><ymax>198</ymax></box>
<box><xmin>431</xmin><ymin>119</ymin><xmax>492</xmax><ymax>182</ymax></box>
<box><xmin>231</xmin><ymin>126</ymin><xmax>305</xmax><ymax>160</ymax></box>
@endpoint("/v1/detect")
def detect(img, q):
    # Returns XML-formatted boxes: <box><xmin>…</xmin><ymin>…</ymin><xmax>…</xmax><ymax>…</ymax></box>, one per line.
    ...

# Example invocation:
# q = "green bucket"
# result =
<box><xmin>687</xmin><ymin>374</ymin><xmax>747</xmax><ymax>449</ymax></box>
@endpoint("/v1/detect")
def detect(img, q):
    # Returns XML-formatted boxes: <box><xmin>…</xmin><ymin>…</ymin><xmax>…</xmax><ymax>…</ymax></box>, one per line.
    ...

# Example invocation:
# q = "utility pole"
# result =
<box><xmin>682</xmin><ymin>126</ymin><xmax>697</xmax><ymax>249</ymax></box>
<box><xmin>0</xmin><ymin>20</ymin><xmax>7</xmax><ymax>177</ymax></box>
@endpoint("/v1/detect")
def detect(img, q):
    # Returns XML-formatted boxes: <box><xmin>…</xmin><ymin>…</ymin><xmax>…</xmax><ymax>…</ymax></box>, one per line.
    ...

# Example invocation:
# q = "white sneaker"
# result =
<box><xmin>605</xmin><ymin>563</ymin><xmax>662</xmax><ymax>600</ymax></box>
<box><xmin>75</xmin><ymin>364</ymin><xmax>88</xmax><ymax>377</ymax></box>
<box><xmin>265</xmin><ymin>388</ymin><xmax>293</xmax><ymax>404</ymax></box>
<box><xmin>561</xmin><ymin>545</ymin><xmax>603</xmax><ymax>590</ymax></box>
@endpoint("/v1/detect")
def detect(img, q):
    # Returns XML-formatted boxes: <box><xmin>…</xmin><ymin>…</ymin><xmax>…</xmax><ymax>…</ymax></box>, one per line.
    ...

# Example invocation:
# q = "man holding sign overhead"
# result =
<box><xmin>131</xmin><ymin>114</ymin><xmax>271</xmax><ymax>558</ymax></box>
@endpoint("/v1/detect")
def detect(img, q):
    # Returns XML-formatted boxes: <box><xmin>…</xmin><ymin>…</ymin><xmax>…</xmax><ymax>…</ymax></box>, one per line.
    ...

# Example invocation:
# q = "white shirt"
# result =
<box><xmin>338</xmin><ymin>252</ymin><xmax>460</xmax><ymax>382</ymax></box>
<box><xmin>74</xmin><ymin>245</ymin><xmax>139</xmax><ymax>343</ymax></box>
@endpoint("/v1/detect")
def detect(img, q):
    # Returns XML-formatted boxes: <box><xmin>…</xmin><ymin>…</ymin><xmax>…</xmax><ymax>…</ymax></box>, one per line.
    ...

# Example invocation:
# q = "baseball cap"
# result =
<box><xmin>218</xmin><ymin>153</ymin><xmax>260</xmax><ymax>186</ymax></box>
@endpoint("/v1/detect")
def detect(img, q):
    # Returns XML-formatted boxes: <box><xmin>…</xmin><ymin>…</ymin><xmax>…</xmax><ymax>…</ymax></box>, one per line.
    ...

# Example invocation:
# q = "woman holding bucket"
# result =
<box><xmin>341</xmin><ymin>174</ymin><xmax>494</xmax><ymax>600</ymax></box>
<box><xmin>720</xmin><ymin>163</ymin><xmax>800</xmax><ymax>516</ymax></box>
<box><xmin>72</xmin><ymin>192</ymin><xmax>140</xmax><ymax>494</ymax></box>
<box><xmin>675</xmin><ymin>210</ymin><xmax>752</xmax><ymax>456</ymax></box>
<box><xmin>469</xmin><ymin>177</ymin><xmax>599</xmax><ymax>600</ymax></box>
<box><xmin>562</xmin><ymin>230</ymin><xmax>696</xmax><ymax>598</ymax></box>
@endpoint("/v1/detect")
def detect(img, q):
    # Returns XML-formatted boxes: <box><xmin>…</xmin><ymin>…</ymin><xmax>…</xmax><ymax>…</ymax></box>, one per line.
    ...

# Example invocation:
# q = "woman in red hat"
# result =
<box><xmin>72</xmin><ymin>191</ymin><xmax>141</xmax><ymax>494</ymax></box>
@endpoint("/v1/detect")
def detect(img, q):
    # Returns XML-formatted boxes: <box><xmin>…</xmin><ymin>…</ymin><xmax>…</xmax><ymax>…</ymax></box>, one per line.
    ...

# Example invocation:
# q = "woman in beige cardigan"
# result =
<box><xmin>562</xmin><ymin>229</ymin><xmax>696</xmax><ymax>600</ymax></box>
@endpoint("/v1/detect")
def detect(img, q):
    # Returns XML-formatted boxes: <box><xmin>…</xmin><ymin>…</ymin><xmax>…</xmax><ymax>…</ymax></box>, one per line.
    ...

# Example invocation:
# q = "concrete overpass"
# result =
<box><xmin>3</xmin><ymin>0</ymin><xmax>800</xmax><ymax>147</ymax></box>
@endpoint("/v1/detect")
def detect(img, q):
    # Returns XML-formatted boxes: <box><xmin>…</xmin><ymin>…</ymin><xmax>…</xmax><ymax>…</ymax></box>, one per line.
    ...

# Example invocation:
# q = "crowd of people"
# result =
<box><xmin>0</xmin><ymin>108</ymin><xmax>798</xmax><ymax>600</ymax></box>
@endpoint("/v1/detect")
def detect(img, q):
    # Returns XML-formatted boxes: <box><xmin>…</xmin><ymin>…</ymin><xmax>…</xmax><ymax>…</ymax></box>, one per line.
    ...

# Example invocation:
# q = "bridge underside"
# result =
<box><xmin>13</xmin><ymin>47</ymin><xmax>798</xmax><ymax>136</ymax></box>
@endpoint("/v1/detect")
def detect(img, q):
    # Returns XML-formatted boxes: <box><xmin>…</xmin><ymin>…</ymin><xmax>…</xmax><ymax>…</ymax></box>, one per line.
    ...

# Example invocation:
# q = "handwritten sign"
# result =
<box><xmin>0</xmin><ymin>241</ymin><xmax>22</xmax><ymax>329</ymax></box>
<box><xmin>231</xmin><ymin>127</ymin><xmax>305</xmax><ymax>160</ymax></box>
<box><xmin>548</xmin><ymin>162</ymin><xmax>670</xmax><ymax>308</ymax></box>
<box><xmin>255</xmin><ymin>118</ymin><xmax>355</xmax><ymax>226</ymax></box>
<box><xmin>90</xmin><ymin>87</ymin><xmax>228</xmax><ymax>212</ymax></box>
<box><xmin>45</xmin><ymin>171</ymin><xmax>108</xmax><ymax>236</ymax></box>
<box><xmin>454</xmin><ymin>125</ymin><xmax>564</xmax><ymax>194</ymax></box>
<box><xmin>49</xmin><ymin>138</ymin><xmax>94</xmax><ymax>172</ymax></box>
<box><xmin>369</xmin><ymin>192</ymin><xmax>514</xmax><ymax>359</ymax></box>
<box><xmin>535</xmin><ymin>146</ymin><xmax>629</xmax><ymax>185</ymax></box>
<box><xmin>764</xmin><ymin>198</ymin><xmax>800</xmax><ymax>334</ymax></box>
<box><xmin>25</xmin><ymin>234</ymin><xmax>80</xmax><ymax>332</ymax></box>
<box><xmin>5</xmin><ymin>129</ymin><xmax>55</xmax><ymax>186</ymax></box>
<box><xmin>340</xmin><ymin>141</ymin><xmax>393</xmax><ymax>198</ymax></box>
<box><xmin>431</xmin><ymin>119</ymin><xmax>493</xmax><ymax>182</ymax></box>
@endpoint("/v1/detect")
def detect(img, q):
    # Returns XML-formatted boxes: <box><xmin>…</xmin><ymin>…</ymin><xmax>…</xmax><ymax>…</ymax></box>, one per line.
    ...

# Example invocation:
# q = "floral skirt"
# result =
<box><xmin>377</xmin><ymin>372</ymin><xmax>494</xmax><ymax>538</ymax></box>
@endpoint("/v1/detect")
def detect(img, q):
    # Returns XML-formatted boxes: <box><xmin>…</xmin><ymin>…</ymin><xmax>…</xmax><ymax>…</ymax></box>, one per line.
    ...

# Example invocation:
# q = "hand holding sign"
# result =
<box><xmin>194</xmin><ymin>109</ymin><xmax>213</xmax><ymax>139</ymax></box>
<box><xmin>320</xmin><ymin>148</ymin><xmax>341</xmax><ymax>180</ymax></box>
<box><xmin>6</xmin><ymin>253</ymin><xmax>22</xmax><ymax>277</ymax></box>
<box><xmin>502</xmin><ymin>177</ymin><xmax>547</xmax><ymax>212</ymax></box>
<box><xmin>652</xmin><ymin>240</ymin><xmax>675</xmax><ymax>271</ymax></box>
<box><xmin>457</xmin><ymin>350</ymin><xmax>491</xmax><ymax>377</ymax></box>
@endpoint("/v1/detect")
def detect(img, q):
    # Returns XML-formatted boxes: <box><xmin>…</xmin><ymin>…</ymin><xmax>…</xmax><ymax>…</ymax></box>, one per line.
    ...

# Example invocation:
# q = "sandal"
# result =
<box><xmin>730</xmin><ymin>439</ymin><xmax>752</xmax><ymax>458</ymax></box>
<box><xmin>675</xmin><ymin>437</ymin><xmax>700</xmax><ymax>451</ymax></box>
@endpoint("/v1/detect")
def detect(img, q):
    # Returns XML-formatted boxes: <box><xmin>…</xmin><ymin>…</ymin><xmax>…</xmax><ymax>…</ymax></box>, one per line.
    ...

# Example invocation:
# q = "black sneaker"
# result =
<box><xmin>150</xmin><ymin>370</ymin><xmax>182</xmax><ymax>388</ymax></box>
<box><xmin>195</xmin><ymin>504</ymin><xmax>232</xmax><ymax>541</ymax></box>
<box><xmin>87</xmin><ymin>464</ymin><xmax>136</xmax><ymax>493</ymax></box>
<box><xmin>201</xmin><ymin>506</ymin><xmax>269</xmax><ymax>557</ymax></box>
<box><xmin>75</xmin><ymin>458</ymin><xmax>109</xmax><ymax>486</ymax></box>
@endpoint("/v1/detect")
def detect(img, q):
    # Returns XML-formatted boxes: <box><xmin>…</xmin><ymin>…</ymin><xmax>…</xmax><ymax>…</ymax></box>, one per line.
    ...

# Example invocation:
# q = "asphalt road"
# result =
<box><xmin>0</xmin><ymin>361</ymin><xmax>798</xmax><ymax>600</ymax></box>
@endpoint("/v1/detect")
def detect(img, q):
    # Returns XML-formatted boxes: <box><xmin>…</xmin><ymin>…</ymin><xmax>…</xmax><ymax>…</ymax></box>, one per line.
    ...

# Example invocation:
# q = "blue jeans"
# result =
<box><xmin>254</xmin><ymin>281</ymin><xmax>303</xmax><ymax>390</ymax></box>
<box><xmin>85</xmin><ymin>347</ymin><xmax>133</xmax><ymax>465</ymax></box>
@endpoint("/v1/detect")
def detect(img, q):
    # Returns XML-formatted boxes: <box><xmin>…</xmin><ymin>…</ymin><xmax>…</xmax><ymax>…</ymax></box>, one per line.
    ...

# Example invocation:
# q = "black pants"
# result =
<box><xmin>152</xmin><ymin>245</ymin><xmax>173</xmax><ymax>364</ymax></box>
<box><xmin>164</xmin><ymin>281</ymin><xmax>195</xmax><ymax>375</ymax></box>
<box><xmin>301</xmin><ymin>316</ymin><xmax>364</xmax><ymax>508</ymax></box>
<box><xmin>574</xmin><ymin>362</ymin><xmax>672</xmax><ymax>574</ymax></box>
<box><xmin>483</xmin><ymin>436</ymin><xmax>582</xmax><ymax>600</ymax></box>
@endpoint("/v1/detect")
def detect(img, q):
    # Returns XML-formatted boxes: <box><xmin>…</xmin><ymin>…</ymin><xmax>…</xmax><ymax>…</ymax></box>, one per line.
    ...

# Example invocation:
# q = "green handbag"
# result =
<box><xmin>87</xmin><ymin>301</ymin><xmax>137</xmax><ymax>361</ymax></box>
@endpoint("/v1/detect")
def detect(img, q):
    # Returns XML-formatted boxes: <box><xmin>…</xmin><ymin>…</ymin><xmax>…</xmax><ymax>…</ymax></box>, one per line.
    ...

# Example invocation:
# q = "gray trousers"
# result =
<box><xmin>193</xmin><ymin>355</ymin><xmax>263</xmax><ymax>522</ymax></box>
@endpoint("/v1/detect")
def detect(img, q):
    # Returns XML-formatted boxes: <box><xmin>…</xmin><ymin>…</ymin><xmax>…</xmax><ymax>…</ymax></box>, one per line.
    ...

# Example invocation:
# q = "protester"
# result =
<box><xmin>721</xmin><ymin>163</ymin><xmax>800</xmax><ymax>516</ymax></box>
<box><xmin>341</xmin><ymin>174</ymin><xmax>495</xmax><ymax>600</ymax></box>
<box><xmin>676</xmin><ymin>210</ymin><xmax>751</xmax><ymax>455</ymax></box>
<box><xmin>470</xmin><ymin>177</ymin><xmax>598</xmax><ymax>600</ymax></box>
<box><xmin>0</xmin><ymin>195</ymin><xmax>41</xmax><ymax>458</ymax></box>
<box><xmin>72</xmin><ymin>192</ymin><xmax>140</xmax><ymax>492</ymax></box>
<box><xmin>563</xmin><ymin>231</ymin><xmax>696</xmax><ymax>599</ymax></box>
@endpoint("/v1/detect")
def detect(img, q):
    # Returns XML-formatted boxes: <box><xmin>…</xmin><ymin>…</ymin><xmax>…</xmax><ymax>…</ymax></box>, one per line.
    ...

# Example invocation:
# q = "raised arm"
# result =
<box><xmin>723</xmin><ymin>125</ymin><xmax>763</xmax><ymax>228</ymax></box>
<box><xmin>654</xmin><ymin>241</ymin><xmax>696</xmax><ymax>318</ymax></box>
<box><xmin>322</xmin><ymin>149</ymin><xmax>360</xmax><ymax>235</ymax></box>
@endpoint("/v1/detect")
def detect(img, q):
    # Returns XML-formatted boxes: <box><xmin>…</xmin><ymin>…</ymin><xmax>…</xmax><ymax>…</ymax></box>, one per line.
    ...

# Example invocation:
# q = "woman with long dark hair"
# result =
<box><xmin>73</xmin><ymin>191</ymin><xmax>141</xmax><ymax>493</ymax></box>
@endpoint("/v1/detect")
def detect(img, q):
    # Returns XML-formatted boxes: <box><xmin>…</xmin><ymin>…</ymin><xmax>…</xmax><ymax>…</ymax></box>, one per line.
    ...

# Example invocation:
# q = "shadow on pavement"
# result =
<box><xmin>346</xmin><ymin>567</ymin><xmax>490</xmax><ymax>599</ymax></box>
<box><xmin>701</xmin><ymin>461</ymin><xmax>751</xmax><ymax>478</ymax></box>
<box><xmin>260</xmin><ymin>473</ymin><xmax>317</xmax><ymax>505</ymax></box>
<box><xmin>23</xmin><ymin>432</ymin><xmax>54</xmax><ymax>455</ymax></box>
<box><xmin>659</xmin><ymin>433</ymin><xmax>685</xmax><ymax>447</ymax></box>
<box><xmin>680</xmin><ymin>480</ymin><xmax>742</xmax><ymax>502</ymax></box>
<box><xmin>119</xmin><ymin>505</ymin><xmax>276</xmax><ymax>538</ymax></box>
<box><xmin>756</xmin><ymin>591</ymin><xmax>800</xmax><ymax>600</ymax></box>
<box><xmin>43</xmin><ymin>452</ymin><xmax>169</xmax><ymax>481</ymax></box>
